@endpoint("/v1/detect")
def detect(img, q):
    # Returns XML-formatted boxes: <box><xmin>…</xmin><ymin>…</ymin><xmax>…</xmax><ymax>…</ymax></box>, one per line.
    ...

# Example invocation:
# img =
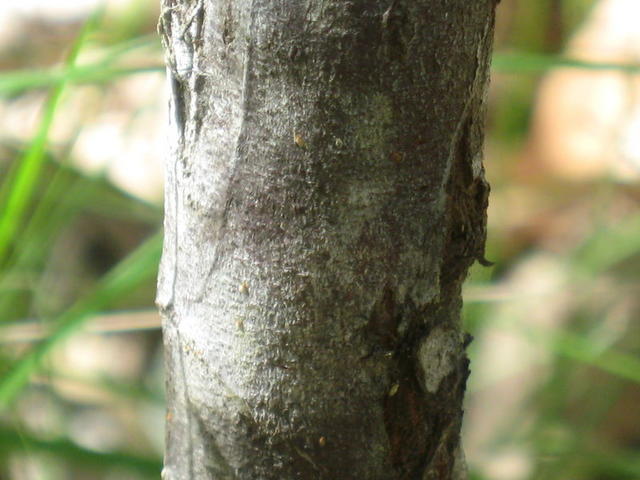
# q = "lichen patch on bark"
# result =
<box><xmin>417</xmin><ymin>327</ymin><xmax>463</xmax><ymax>394</ymax></box>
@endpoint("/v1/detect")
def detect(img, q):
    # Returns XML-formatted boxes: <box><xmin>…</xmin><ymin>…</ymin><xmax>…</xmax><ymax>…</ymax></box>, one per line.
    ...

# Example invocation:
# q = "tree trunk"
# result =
<box><xmin>157</xmin><ymin>1</ymin><xmax>496</xmax><ymax>478</ymax></box>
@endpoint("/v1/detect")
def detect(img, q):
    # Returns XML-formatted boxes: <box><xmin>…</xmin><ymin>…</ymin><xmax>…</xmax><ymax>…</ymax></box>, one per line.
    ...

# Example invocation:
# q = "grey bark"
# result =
<box><xmin>157</xmin><ymin>1</ymin><xmax>496</xmax><ymax>479</ymax></box>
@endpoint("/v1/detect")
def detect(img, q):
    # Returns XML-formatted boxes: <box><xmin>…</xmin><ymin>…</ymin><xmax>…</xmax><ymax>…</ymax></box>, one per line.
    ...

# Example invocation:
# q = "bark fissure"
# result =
<box><xmin>196</xmin><ymin>2</ymin><xmax>257</xmax><ymax>303</ymax></box>
<box><xmin>158</xmin><ymin>1</ymin><xmax>497</xmax><ymax>478</ymax></box>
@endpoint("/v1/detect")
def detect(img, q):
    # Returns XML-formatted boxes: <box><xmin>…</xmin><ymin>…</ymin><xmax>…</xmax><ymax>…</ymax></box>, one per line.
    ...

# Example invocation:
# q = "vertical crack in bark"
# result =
<box><xmin>197</xmin><ymin>0</ymin><xmax>257</xmax><ymax>302</ymax></box>
<box><xmin>161</xmin><ymin>3</ymin><xmax>208</xmax><ymax>477</ymax></box>
<box><xmin>381</xmin><ymin>0</ymin><xmax>407</xmax><ymax>59</ymax></box>
<box><xmin>194</xmin><ymin>414</ymin><xmax>238</xmax><ymax>479</ymax></box>
<box><xmin>443</xmin><ymin>110</ymin><xmax>490</xmax><ymax>286</ymax></box>
<box><xmin>380</xmin><ymin>100</ymin><xmax>490</xmax><ymax>479</ymax></box>
<box><xmin>182</xmin><ymin>339</ymin><xmax>197</xmax><ymax>479</ymax></box>
<box><xmin>169</xmin><ymin>74</ymin><xmax>188</xmax><ymax>138</ymax></box>
<box><xmin>365</xmin><ymin>284</ymin><xmax>400</xmax><ymax>355</ymax></box>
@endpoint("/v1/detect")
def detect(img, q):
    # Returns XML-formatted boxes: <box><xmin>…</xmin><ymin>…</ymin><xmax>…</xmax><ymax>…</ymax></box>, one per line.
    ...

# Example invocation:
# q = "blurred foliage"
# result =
<box><xmin>465</xmin><ymin>2</ymin><xmax>640</xmax><ymax>480</ymax></box>
<box><xmin>0</xmin><ymin>3</ymin><xmax>164</xmax><ymax>478</ymax></box>
<box><xmin>0</xmin><ymin>0</ymin><xmax>638</xmax><ymax>479</ymax></box>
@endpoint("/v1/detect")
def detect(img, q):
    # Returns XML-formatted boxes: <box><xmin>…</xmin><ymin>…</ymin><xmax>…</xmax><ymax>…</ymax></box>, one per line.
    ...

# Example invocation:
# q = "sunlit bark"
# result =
<box><xmin>158</xmin><ymin>1</ymin><xmax>496</xmax><ymax>478</ymax></box>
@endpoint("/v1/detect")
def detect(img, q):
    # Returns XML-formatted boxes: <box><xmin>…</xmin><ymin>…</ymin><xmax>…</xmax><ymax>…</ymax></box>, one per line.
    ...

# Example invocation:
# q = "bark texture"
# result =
<box><xmin>157</xmin><ymin>1</ymin><xmax>496</xmax><ymax>478</ymax></box>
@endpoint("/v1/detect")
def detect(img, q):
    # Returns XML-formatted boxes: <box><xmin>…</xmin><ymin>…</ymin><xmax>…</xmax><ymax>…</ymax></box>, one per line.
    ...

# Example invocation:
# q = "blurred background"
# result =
<box><xmin>0</xmin><ymin>0</ymin><xmax>638</xmax><ymax>479</ymax></box>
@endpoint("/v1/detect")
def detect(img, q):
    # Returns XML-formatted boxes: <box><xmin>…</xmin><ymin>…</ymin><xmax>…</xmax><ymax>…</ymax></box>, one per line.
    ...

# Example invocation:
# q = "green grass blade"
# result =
<box><xmin>50</xmin><ymin>370</ymin><xmax>165</xmax><ymax>405</ymax></box>
<box><xmin>0</xmin><ymin>425</ymin><xmax>162</xmax><ymax>477</ymax></box>
<box><xmin>0</xmin><ymin>169</ymin><xmax>99</xmax><ymax>318</ymax></box>
<box><xmin>89</xmin><ymin>33</ymin><xmax>160</xmax><ymax>64</ymax></box>
<box><xmin>466</xmin><ymin>294</ymin><xmax>640</xmax><ymax>389</ymax></box>
<box><xmin>0</xmin><ymin>35</ymin><xmax>161</xmax><ymax>97</ymax></box>
<box><xmin>0</xmin><ymin>232</ymin><xmax>162</xmax><ymax>410</ymax></box>
<box><xmin>0</xmin><ymin>12</ymin><xmax>102</xmax><ymax>264</ymax></box>
<box><xmin>571</xmin><ymin>214</ymin><xmax>640</xmax><ymax>275</ymax></box>
<box><xmin>0</xmin><ymin>88</ymin><xmax>65</xmax><ymax>263</ymax></box>
<box><xmin>586</xmin><ymin>449</ymin><xmax>640</xmax><ymax>478</ymax></box>
<box><xmin>0</xmin><ymin>65</ymin><xmax>164</xmax><ymax>97</ymax></box>
<box><xmin>550</xmin><ymin>329</ymin><xmax>640</xmax><ymax>384</ymax></box>
<box><xmin>493</xmin><ymin>51</ymin><xmax>640</xmax><ymax>74</ymax></box>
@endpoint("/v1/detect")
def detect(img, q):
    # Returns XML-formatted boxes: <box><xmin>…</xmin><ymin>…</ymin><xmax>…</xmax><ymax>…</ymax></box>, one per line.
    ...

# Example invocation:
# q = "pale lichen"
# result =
<box><xmin>417</xmin><ymin>327</ymin><xmax>461</xmax><ymax>394</ymax></box>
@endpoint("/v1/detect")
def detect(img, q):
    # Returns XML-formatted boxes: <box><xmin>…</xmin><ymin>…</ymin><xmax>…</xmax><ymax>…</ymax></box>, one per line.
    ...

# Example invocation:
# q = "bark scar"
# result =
<box><xmin>382</xmin><ymin>0</ymin><xmax>399</xmax><ymax>27</ymax></box>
